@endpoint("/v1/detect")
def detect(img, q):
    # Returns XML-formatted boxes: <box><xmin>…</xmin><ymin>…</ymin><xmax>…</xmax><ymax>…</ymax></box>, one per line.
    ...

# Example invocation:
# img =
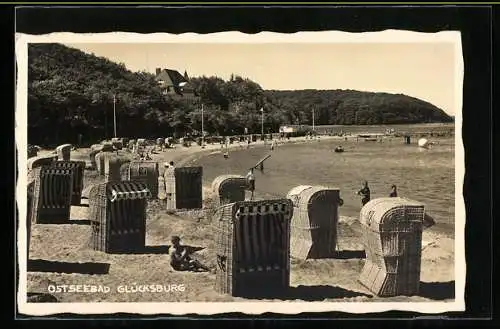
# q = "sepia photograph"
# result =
<box><xmin>16</xmin><ymin>30</ymin><xmax>464</xmax><ymax>315</ymax></box>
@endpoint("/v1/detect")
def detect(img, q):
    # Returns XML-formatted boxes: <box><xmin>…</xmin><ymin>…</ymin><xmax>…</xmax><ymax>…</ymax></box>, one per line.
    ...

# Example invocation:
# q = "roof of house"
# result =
<box><xmin>155</xmin><ymin>69</ymin><xmax>188</xmax><ymax>87</ymax></box>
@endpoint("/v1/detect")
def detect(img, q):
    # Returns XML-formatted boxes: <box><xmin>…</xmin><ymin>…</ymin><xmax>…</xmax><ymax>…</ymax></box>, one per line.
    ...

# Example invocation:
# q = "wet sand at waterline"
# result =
<box><xmin>26</xmin><ymin>133</ymin><xmax>456</xmax><ymax>303</ymax></box>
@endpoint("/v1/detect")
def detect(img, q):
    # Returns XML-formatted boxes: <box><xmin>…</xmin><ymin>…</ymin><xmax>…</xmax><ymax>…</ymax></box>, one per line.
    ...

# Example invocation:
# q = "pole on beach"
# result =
<box><xmin>260</xmin><ymin>107</ymin><xmax>264</xmax><ymax>137</ymax></box>
<box><xmin>113</xmin><ymin>94</ymin><xmax>117</xmax><ymax>138</ymax></box>
<box><xmin>201</xmin><ymin>103</ymin><xmax>204</xmax><ymax>148</ymax></box>
<box><xmin>312</xmin><ymin>108</ymin><xmax>315</xmax><ymax>131</ymax></box>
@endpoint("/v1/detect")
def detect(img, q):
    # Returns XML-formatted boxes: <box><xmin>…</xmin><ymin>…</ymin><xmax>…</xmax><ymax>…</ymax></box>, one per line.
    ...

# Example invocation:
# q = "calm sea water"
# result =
<box><xmin>191</xmin><ymin>124</ymin><xmax>456</xmax><ymax>234</ymax></box>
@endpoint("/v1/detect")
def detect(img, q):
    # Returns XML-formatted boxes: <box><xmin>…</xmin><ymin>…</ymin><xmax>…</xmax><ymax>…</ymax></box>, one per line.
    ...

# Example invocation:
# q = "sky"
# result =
<box><xmin>64</xmin><ymin>42</ymin><xmax>458</xmax><ymax>115</ymax></box>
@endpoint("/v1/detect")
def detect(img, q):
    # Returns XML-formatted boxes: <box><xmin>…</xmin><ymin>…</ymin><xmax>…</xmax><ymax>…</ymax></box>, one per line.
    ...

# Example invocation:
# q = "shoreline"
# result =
<box><xmin>42</xmin><ymin>134</ymin><xmax>454</xmax><ymax>239</ymax></box>
<box><xmin>149</xmin><ymin>135</ymin><xmax>348</xmax><ymax>194</ymax></box>
<box><xmin>146</xmin><ymin>137</ymin><xmax>454</xmax><ymax>240</ymax></box>
<box><xmin>26</xmin><ymin>136</ymin><xmax>456</xmax><ymax>303</ymax></box>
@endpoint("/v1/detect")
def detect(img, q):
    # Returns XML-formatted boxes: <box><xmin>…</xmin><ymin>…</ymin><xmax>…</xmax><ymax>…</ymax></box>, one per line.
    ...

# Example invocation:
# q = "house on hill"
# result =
<box><xmin>155</xmin><ymin>67</ymin><xmax>197</xmax><ymax>98</ymax></box>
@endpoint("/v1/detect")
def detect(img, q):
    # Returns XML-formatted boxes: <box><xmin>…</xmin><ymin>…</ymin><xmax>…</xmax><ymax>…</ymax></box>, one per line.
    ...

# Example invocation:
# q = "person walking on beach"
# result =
<box><xmin>389</xmin><ymin>184</ymin><xmax>398</xmax><ymax>197</ymax></box>
<box><xmin>246</xmin><ymin>168</ymin><xmax>256</xmax><ymax>200</ymax></box>
<box><xmin>357</xmin><ymin>181</ymin><xmax>371</xmax><ymax>206</ymax></box>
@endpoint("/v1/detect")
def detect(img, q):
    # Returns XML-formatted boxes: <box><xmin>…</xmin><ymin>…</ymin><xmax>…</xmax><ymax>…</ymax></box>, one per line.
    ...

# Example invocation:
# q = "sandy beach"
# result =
<box><xmin>27</xmin><ymin>136</ymin><xmax>455</xmax><ymax>303</ymax></box>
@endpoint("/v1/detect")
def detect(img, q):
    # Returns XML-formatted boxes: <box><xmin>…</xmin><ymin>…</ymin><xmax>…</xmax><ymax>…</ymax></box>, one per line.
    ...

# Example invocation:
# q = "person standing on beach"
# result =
<box><xmin>357</xmin><ymin>181</ymin><xmax>371</xmax><ymax>206</ymax></box>
<box><xmin>389</xmin><ymin>184</ymin><xmax>398</xmax><ymax>197</ymax></box>
<box><xmin>246</xmin><ymin>168</ymin><xmax>256</xmax><ymax>200</ymax></box>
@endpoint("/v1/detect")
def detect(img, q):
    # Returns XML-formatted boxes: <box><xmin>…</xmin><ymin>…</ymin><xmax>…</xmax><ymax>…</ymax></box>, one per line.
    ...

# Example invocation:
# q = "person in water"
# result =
<box><xmin>169</xmin><ymin>236</ymin><xmax>210</xmax><ymax>272</ymax></box>
<box><xmin>357</xmin><ymin>181</ymin><xmax>371</xmax><ymax>206</ymax></box>
<box><xmin>390</xmin><ymin>184</ymin><xmax>398</xmax><ymax>197</ymax></box>
<box><xmin>246</xmin><ymin>168</ymin><xmax>256</xmax><ymax>200</ymax></box>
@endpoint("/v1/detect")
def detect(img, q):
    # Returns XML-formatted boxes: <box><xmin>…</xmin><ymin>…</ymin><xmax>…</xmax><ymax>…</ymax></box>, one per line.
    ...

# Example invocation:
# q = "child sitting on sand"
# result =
<box><xmin>169</xmin><ymin>236</ymin><xmax>210</xmax><ymax>272</ymax></box>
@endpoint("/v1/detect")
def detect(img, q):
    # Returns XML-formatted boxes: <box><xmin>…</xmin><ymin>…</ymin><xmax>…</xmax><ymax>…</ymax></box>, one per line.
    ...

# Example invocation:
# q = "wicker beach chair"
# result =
<box><xmin>104</xmin><ymin>155</ymin><xmax>129</xmax><ymax>183</ymax></box>
<box><xmin>211</xmin><ymin>175</ymin><xmax>248</xmax><ymax>207</ymax></box>
<box><xmin>358</xmin><ymin>197</ymin><xmax>425</xmax><ymax>297</ymax></box>
<box><xmin>121</xmin><ymin>161</ymin><xmax>159</xmax><ymax>199</ymax></box>
<box><xmin>27</xmin><ymin>154</ymin><xmax>58</xmax><ymax>170</ymax></box>
<box><xmin>164</xmin><ymin>166</ymin><xmax>203</xmax><ymax>210</ymax></box>
<box><xmin>128</xmin><ymin>139</ymin><xmax>136</xmax><ymax>151</ymax></box>
<box><xmin>111</xmin><ymin>138</ymin><xmax>123</xmax><ymax>150</ymax></box>
<box><xmin>95</xmin><ymin>151</ymin><xmax>116</xmax><ymax>176</ymax></box>
<box><xmin>286</xmin><ymin>185</ymin><xmax>343</xmax><ymax>259</ymax></box>
<box><xmin>56</xmin><ymin>144</ymin><xmax>72</xmax><ymax>161</ymax></box>
<box><xmin>50</xmin><ymin>160</ymin><xmax>85</xmax><ymax>205</ymax></box>
<box><xmin>88</xmin><ymin>144</ymin><xmax>103</xmax><ymax>170</ymax></box>
<box><xmin>100</xmin><ymin>142</ymin><xmax>114</xmax><ymax>152</ymax></box>
<box><xmin>88</xmin><ymin>181</ymin><xmax>151</xmax><ymax>253</ymax></box>
<box><xmin>213</xmin><ymin>199</ymin><xmax>293</xmax><ymax>297</ymax></box>
<box><xmin>31</xmin><ymin>165</ymin><xmax>74</xmax><ymax>224</ymax></box>
<box><xmin>27</xmin><ymin>154</ymin><xmax>59</xmax><ymax>196</ymax></box>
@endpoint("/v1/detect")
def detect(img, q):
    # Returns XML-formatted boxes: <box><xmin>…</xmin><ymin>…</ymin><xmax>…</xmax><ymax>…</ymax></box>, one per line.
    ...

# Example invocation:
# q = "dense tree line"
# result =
<box><xmin>27</xmin><ymin>43</ymin><xmax>452</xmax><ymax>146</ymax></box>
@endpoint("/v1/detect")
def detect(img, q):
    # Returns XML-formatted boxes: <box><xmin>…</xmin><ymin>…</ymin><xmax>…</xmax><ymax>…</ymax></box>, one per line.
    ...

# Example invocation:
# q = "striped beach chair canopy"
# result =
<box><xmin>107</xmin><ymin>181</ymin><xmax>152</xmax><ymax>202</ymax></box>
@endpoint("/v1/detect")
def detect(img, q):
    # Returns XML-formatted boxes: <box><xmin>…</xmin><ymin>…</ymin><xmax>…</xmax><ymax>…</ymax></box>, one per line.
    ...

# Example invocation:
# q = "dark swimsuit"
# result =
<box><xmin>170</xmin><ymin>247</ymin><xmax>192</xmax><ymax>271</ymax></box>
<box><xmin>358</xmin><ymin>187</ymin><xmax>370</xmax><ymax>205</ymax></box>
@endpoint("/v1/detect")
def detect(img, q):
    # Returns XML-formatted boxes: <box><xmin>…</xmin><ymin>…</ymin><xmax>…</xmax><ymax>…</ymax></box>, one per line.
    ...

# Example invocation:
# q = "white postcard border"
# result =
<box><xmin>15</xmin><ymin>30</ymin><xmax>466</xmax><ymax>316</ymax></box>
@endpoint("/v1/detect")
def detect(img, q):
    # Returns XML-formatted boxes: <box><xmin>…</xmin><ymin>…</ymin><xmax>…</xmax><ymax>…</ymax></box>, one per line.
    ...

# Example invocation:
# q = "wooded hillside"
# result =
<box><xmin>27</xmin><ymin>43</ymin><xmax>452</xmax><ymax>146</ymax></box>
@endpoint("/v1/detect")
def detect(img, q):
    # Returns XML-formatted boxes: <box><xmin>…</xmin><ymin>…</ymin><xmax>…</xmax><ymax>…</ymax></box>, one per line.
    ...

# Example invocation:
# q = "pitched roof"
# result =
<box><xmin>155</xmin><ymin>69</ymin><xmax>188</xmax><ymax>87</ymax></box>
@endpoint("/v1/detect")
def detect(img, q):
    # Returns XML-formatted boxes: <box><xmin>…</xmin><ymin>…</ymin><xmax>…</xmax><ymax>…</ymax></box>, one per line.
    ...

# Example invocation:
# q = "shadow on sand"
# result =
<box><xmin>241</xmin><ymin>285</ymin><xmax>372</xmax><ymax>301</ymax></box>
<box><xmin>67</xmin><ymin>219</ymin><xmax>92</xmax><ymax>225</ymax></box>
<box><xmin>75</xmin><ymin>203</ymin><xmax>89</xmax><ymax>208</ymax></box>
<box><xmin>284</xmin><ymin>285</ymin><xmax>372</xmax><ymax>301</ymax></box>
<box><xmin>334</xmin><ymin>250</ymin><xmax>366</xmax><ymax>259</ymax></box>
<box><xmin>418</xmin><ymin>281</ymin><xmax>455</xmax><ymax>300</ymax></box>
<box><xmin>120</xmin><ymin>245</ymin><xmax>205</xmax><ymax>255</ymax></box>
<box><xmin>28</xmin><ymin>259</ymin><xmax>110</xmax><ymax>275</ymax></box>
<box><xmin>27</xmin><ymin>292</ymin><xmax>58</xmax><ymax>303</ymax></box>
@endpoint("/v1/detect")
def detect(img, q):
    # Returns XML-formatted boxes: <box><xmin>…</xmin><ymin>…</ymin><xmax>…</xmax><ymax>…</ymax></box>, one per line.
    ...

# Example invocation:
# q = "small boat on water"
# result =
<box><xmin>334</xmin><ymin>146</ymin><xmax>344</xmax><ymax>153</ymax></box>
<box><xmin>418</xmin><ymin>138</ymin><xmax>430</xmax><ymax>149</ymax></box>
<box><xmin>364</xmin><ymin>138</ymin><xmax>378</xmax><ymax>142</ymax></box>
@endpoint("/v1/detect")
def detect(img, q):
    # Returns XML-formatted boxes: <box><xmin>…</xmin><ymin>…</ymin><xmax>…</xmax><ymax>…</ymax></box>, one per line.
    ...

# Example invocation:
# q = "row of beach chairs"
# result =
<box><xmin>25</xmin><ymin>143</ymin><xmax>428</xmax><ymax>299</ymax></box>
